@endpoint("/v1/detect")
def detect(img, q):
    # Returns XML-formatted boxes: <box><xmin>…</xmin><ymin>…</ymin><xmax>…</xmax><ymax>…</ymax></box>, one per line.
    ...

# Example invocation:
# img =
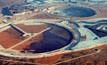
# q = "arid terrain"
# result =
<box><xmin>0</xmin><ymin>0</ymin><xmax>25</xmax><ymax>8</ymax></box>
<box><xmin>0</xmin><ymin>44</ymin><xmax>107</xmax><ymax>65</ymax></box>
<box><xmin>0</xmin><ymin>0</ymin><xmax>107</xmax><ymax>65</ymax></box>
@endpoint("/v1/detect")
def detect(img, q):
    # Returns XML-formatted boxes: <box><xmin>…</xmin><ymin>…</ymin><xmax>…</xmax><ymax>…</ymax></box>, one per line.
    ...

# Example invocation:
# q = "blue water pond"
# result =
<box><xmin>26</xmin><ymin>26</ymin><xmax>73</xmax><ymax>53</ymax></box>
<box><xmin>62</xmin><ymin>6</ymin><xmax>96</xmax><ymax>17</ymax></box>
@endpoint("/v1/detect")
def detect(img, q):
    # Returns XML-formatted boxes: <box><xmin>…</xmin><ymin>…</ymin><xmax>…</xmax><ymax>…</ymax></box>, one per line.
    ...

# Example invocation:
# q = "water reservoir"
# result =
<box><xmin>26</xmin><ymin>24</ymin><xmax>74</xmax><ymax>53</ymax></box>
<box><xmin>53</xmin><ymin>6</ymin><xmax>96</xmax><ymax>17</ymax></box>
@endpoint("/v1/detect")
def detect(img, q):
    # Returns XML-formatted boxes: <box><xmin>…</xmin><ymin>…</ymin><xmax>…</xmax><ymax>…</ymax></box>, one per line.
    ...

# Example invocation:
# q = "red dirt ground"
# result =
<box><xmin>0</xmin><ymin>28</ymin><xmax>25</xmax><ymax>48</ymax></box>
<box><xmin>57</xmin><ymin>43</ymin><xmax>107</xmax><ymax>65</ymax></box>
<box><xmin>12</xmin><ymin>24</ymin><xmax>48</xmax><ymax>50</ymax></box>
<box><xmin>35</xmin><ymin>54</ymin><xmax>62</xmax><ymax>64</ymax></box>
<box><xmin>0</xmin><ymin>23</ymin><xmax>49</xmax><ymax>50</ymax></box>
<box><xmin>15</xmin><ymin>24</ymin><xmax>48</xmax><ymax>33</ymax></box>
<box><xmin>13</xmin><ymin>33</ymin><xmax>44</xmax><ymax>50</ymax></box>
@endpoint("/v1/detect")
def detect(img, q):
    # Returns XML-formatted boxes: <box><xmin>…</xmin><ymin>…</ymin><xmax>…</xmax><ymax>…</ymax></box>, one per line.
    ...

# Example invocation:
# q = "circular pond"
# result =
<box><xmin>25</xmin><ymin>23</ymin><xmax>74</xmax><ymax>53</ymax></box>
<box><xmin>53</xmin><ymin>6</ymin><xmax>96</xmax><ymax>17</ymax></box>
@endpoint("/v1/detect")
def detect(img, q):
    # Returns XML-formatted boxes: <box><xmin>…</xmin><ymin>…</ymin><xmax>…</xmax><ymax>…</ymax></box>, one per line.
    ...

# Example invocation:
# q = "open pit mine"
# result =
<box><xmin>0</xmin><ymin>0</ymin><xmax>107</xmax><ymax>65</ymax></box>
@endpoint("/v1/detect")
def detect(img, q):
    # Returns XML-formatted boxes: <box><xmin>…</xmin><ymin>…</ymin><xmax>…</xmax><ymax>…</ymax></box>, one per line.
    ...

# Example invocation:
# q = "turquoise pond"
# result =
<box><xmin>62</xmin><ymin>6</ymin><xmax>96</xmax><ymax>17</ymax></box>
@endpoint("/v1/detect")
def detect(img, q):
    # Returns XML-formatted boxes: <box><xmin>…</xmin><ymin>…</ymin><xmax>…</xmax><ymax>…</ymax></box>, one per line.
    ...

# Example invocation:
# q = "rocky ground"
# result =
<box><xmin>0</xmin><ymin>0</ymin><xmax>26</xmax><ymax>8</ymax></box>
<box><xmin>57</xmin><ymin>44</ymin><xmax>107</xmax><ymax>65</ymax></box>
<box><xmin>0</xmin><ymin>44</ymin><xmax>107</xmax><ymax>65</ymax></box>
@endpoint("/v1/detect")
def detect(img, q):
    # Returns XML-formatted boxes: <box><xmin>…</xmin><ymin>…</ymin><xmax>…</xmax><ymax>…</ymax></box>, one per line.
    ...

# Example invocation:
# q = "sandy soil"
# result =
<box><xmin>30</xmin><ymin>13</ymin><xmax>60</xmax><ymax>19</ymax></box>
